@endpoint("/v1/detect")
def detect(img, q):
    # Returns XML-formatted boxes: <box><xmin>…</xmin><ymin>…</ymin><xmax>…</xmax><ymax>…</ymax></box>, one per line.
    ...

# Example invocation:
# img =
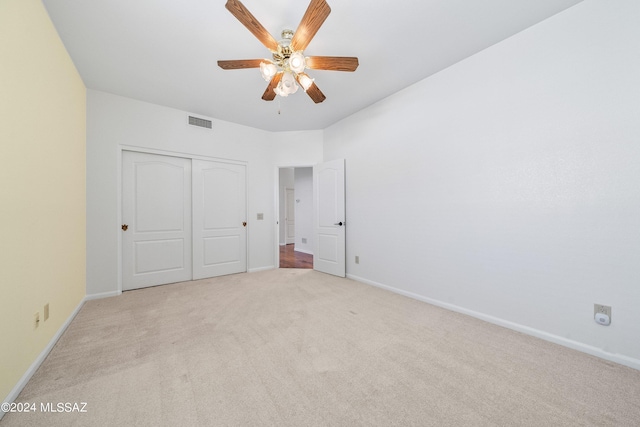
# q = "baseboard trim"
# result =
<box><xmin>248</xmin><ymin>266</ymin><xmax>275</xmax><ymax>273</ymax></box>
<box><xmin>293</xmin><ymin>248</ymin><xmax>314</xmax><ymax>256</ymax></box>
<box><xmin>347</xmin><ymin>274</ymin><xmax>640</xmax><ymax>371</ymax></box>
<box><xmin>1</xmin><ymin>296</ymin><xmax>86</xmax><ymax>420</ymax></box>
<box><xmin>85</xmin><ymin>290</ymin><xmax>121</xmax><ymax>301</ymax></box>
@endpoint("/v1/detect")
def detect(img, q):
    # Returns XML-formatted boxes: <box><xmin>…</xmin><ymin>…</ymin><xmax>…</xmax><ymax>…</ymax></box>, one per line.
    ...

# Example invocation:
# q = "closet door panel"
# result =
<box><xmin>193</xmin><ymin>160</ymin><xmax>247</xmax><ymax>279</ymax></box>
<box><xmin>122</xmin><ymin>151</ymin><xmax>192</xmax><ymax>290</ymax></box>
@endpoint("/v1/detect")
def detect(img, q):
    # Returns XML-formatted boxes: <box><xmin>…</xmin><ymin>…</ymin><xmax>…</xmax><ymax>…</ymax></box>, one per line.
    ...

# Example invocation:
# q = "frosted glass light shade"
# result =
<box><xmin>289</xmin><ymin>52</ymin><xmax>306</xmax><ymax>73</ymax></box>
<box><xmin>260</xmin><ymin>61</ymin><xmax>277</xmax><ymax>81</ymax></box>
<box><xmin>297</xmin><ymin>73</ymin><xmax>314</xmax><ymax>91</ymax></box>
<box><xmin>281</xmin><ymin>71</ymin><xmax>298</xmax><ymax>94</ymax></box>
<box><xmin>274</xmin><ymin>84</ymin><xmax>286</xmax><ymax>97</ymax></box>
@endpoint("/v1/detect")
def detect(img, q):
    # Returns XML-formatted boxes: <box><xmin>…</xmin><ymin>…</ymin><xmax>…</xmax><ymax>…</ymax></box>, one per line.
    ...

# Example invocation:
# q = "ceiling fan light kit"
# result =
<box><xmin>259</xmin><ymin>30</ymin><xmax>306</xmax><ymax>97</ymax></box>
<box><xmin>218</xmin><ymin>0</ymin><xmax>359</xmax><ymax>103</ymax></box>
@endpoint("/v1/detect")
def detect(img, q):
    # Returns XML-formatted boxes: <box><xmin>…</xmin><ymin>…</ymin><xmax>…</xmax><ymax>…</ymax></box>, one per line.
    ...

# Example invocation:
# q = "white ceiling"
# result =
<box><xmin>42</xmin><ymin>0</ymin><xmax>583</xmax><ymax>132</ymax></box>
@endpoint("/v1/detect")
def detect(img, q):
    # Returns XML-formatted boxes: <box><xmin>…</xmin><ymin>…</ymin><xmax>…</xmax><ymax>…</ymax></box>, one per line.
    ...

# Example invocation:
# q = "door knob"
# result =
<box><xmin>334</xmin><ymin>221</ymin><xmax>343</xmax><ymax>226</ymax></box>
<box><xmin>242</xmin><ymin>222</ymin><xmax>247</xmax><ymax>227</ymax></box>
<box><xmin>121</xmin><ymin>224</ymin><xmax>128</xmax><ymax>231</ymax></box>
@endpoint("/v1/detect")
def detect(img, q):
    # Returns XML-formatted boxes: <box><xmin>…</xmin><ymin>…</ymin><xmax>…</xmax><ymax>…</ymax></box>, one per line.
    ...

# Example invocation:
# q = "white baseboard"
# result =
<box><xmin>1</xmin><ymin>296</ymin><xmax>86</xmax><ymax>420</ymax></box>
<box><xmin>347</xmin><ymin>273</ymin><xmax>640</xmax><ymax>372</ymax></box>
<box><xmin>294</xmin><ymin>247</ymin><xmax>313</xmax><ymax>255</ymax></box>
<box><xmin>85</xmin><ymin>290</ymin><xmax>121</xmax><ymax>301</ymax></box>
<box><xmin>248</xmin><ymin>266</ymin><xmax>275</xmax><ymax>273</ymax></box>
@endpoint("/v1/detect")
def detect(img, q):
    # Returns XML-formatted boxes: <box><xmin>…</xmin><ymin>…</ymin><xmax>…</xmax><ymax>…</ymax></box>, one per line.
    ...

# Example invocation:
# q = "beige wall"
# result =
<box><xmin>0</xmin><ymin>0</ymin><xmax>86</xmax><ymax>401</ymax></box>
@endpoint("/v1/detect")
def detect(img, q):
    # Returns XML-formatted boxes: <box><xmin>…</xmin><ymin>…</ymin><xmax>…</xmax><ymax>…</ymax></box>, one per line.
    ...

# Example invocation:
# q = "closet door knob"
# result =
<box><xmin>121</xmin><ymin>224</ymin><xmax>128</xmax><ymax>231</ymax></box>
<box><xmin>242</xmin><ymin>222</ymin><xmax>247</xmax><ymax>227</ymax></box>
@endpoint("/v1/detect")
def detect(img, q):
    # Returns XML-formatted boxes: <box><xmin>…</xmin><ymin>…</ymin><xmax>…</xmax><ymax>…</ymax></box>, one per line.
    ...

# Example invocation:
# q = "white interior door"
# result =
<box><xmin>285</xmin><ymin>187</ymin><xmax>295</xmax><ymax>244</ymax></box>
<box><xmin>313</xmin><ymin>158</ymin><xmax>346</xmax><ymax>277</ymax></box>
<box><xmin>192</xmin><ymin>160</ymin><xmax>247</xmax><ymax>280</ymax></box>
<box><xmin>122</xmin><ymin>151</ymin><xmax>192</xmax><ymax>290</ymax></box>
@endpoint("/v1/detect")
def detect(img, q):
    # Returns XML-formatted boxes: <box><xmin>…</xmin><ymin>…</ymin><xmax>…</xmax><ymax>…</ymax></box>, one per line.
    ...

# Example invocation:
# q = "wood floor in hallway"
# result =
<box><xmin>279</xmin><ymin>244</ymin><xmax>313</xmax><ymax>269</ymax></box>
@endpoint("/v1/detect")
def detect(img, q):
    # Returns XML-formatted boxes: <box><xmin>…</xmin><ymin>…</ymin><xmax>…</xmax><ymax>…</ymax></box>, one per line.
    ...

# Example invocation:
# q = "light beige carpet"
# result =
<box><xmin>3</xmin><ymin>269</ymin><xmax>640</xmax><ymax>426</ymax></box>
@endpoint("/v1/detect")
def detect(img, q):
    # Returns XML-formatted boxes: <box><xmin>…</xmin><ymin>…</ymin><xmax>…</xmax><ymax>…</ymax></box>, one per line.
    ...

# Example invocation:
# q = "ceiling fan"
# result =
<box><xmin>217</xmin><ymin>0</ymin><xmax>359</xmax><ymax>103</ymax></box>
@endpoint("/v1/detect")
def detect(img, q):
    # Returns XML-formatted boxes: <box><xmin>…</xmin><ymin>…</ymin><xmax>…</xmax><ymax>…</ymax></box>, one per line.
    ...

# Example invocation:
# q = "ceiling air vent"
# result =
<box><xmin>188</xmin><ymin>116</ymin><xmax>212</xmax><ymax>129</ymax></box>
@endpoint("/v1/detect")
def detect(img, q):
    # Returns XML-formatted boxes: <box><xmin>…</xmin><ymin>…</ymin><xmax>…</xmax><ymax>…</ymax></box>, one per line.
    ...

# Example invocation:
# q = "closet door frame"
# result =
<box><xmin>117</xmin><ymin>146</ymin><xmax>248</xmax><ymax>293</ymax></box>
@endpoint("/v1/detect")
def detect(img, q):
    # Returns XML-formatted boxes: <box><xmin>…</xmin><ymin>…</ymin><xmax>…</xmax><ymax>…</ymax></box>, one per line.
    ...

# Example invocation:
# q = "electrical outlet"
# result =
<box><xmin>257</xmin><ymin>213</ymin><xmax>264</xmax><ymax>220</ymax></box>
<box><xmin>34</xmin><ymin>312</ymin><xmax>40</xmax><ymax>329</ymax></box>
<box><xmin>44</xmin><ymin>303</ymin><xmax>49</xmax><ymax>321</ymax></box>
<box><xmin>355</xmin><ymin>256</ymin><xmax>360</xmax><ymax>264</ymax></box>
<box><xmin>302</xmin><ymin>238</ymin><xmax>307</xmax><ymax>244</ymax></box>
<box><xmin>594</xmin><ymin>304</ymin><xmax>611</xmax><ymax>324</ymax></box>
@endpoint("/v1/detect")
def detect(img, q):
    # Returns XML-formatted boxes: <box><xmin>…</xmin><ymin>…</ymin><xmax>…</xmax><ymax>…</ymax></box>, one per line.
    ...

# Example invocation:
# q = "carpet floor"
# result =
<box><xmin>2</xmin><ymin>269</ymin><xmax>640</xmax><ymax>426</ymax></box>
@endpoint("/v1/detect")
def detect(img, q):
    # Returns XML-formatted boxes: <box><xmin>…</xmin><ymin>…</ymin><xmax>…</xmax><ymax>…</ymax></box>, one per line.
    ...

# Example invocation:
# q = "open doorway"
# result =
<box><xmin>278</xmin><ymin>167</ymin><xmax>313</xmax><ymax>269</ymax></box>
<box><xmin>280</xmin><ymin>244</ymin><xmax>313</xmax><ymax>268</ymax></box>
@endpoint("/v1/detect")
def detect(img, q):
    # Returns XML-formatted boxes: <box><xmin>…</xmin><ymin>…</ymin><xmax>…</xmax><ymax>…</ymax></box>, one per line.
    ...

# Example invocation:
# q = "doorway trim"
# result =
<box><xmin>284</xmin><ymin>187</ymin><xmax>295</xmax><ymax>244</ymax></box>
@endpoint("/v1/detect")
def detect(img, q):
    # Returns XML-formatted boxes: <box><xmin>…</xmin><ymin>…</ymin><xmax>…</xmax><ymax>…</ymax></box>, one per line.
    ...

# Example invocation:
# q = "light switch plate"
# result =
<box><xmin>594</xmin><ymin>304</ymin><xmax>611</xmax><ymax>325</ymax></box>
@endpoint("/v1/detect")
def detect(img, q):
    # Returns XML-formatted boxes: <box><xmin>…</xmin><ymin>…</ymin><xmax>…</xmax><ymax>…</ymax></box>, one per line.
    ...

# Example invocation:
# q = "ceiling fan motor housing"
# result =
<box><xmin>273</xmin><ymin>29</ymin><xmax>295</xmax><ymax>66</ymax></box>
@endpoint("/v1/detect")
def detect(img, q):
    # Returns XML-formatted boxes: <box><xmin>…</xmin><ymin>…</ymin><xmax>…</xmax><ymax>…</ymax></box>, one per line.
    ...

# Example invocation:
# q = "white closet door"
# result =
<box><xmin>122</xmin><ymin>151</ymin><xmax>192</xmax><ymax>290</ymax></box>
<box><xmin>192</xmin><ymin>160</ymin><xmax>247</xmax><ymax>280</ymax></box>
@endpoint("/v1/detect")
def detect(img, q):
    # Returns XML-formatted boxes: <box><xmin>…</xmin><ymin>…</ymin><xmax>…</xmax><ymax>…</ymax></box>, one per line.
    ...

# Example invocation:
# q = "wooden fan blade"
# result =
<box><xmin>225</xmin><ymin>0</ymin><xmax>279</xmax><ymax>52</ymax></box>
<box><xmin>305</xmin><ymin>82</ymin><xmax>326</xmax><ymax>104</ymax></box>
<box><xmin>262</xmin><ymin>73</ymin><xmax>283</xmax><ymax>101</ymax></box>
<box><xmin>217</xmin><ymin>59</ymin><xmax>264</xmax><ymax>70</ymax></box>
<box><xmin>290</xmin><ymin>0</ymin><xmax>331</xmax><ymax>52</ymax></box>
<box><xmin>306</xmin><ymin>56</ymin><xmax>359</xmax><ymax>72</ymax></box>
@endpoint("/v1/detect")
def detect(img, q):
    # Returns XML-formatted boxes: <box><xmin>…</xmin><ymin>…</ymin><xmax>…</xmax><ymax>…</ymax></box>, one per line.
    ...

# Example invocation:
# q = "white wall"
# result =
<box><xmin>294</xmin><ymin>167</ymin><xmax>313</xmax><ymax>254</ymax></box>
<box><xmin>279</xmin><ymin>168</ymin><xmax>294</xmax><ymax>245</ymax></box>
<box><xmin>87</xmin><ymin>90</ymin><xmax>322</xmax><ymax>297</ymax></box>
<box><xmin>324</xmin><ymin>0</ymin><xmax>640</xmax><ymax>369</ymax></box>
<box><xmin>272</xmin><ymin>131</ymin><xmax>323</xmax><ymax>167</ymax></box>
